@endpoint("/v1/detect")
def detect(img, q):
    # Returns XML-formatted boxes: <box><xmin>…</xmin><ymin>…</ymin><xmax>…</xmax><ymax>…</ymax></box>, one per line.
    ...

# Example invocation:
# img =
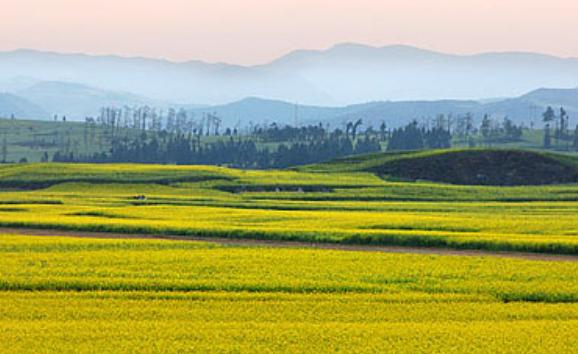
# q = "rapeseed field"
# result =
<box><xmin>0</xmin><ymin>162</ymin><xmax>576</xmax><ymax>254</ymax></box>
<box><xmin>0</xmin><ymin>234</ymin><xmax>577</xmax><ymax>353</ymax></box>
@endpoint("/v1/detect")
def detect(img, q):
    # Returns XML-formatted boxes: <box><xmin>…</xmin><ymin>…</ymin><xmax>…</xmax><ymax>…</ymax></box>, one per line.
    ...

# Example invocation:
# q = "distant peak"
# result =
<box><xmin>329</xmin><ymin>42</ymin><xmax>375</xmax><ymax>50</ymax></box>
<box><xmin>329</xmin><ymin>43</ymin><xmax>437</xmax><ymax>54</ymax></box>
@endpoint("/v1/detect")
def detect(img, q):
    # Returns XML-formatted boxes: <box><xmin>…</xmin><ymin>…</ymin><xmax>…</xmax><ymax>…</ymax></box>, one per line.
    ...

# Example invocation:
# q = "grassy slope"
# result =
<box><xmin>2</xmin><ymin>117</ymin><xmax>575</xmax><ymax>163</ymax></box>
<box><xmin>0</xmin><ymin>155</ymin><xmax>577</xmax><ymax>254</ymax></box>
<box><xmin>0</xmin><ymin>234</ymin><xmax>577</xmax><ymax>353</ymax></box>
<box><xmin>0</xmin><ymin>118</ymin><xmax>109</xmax><ymax>162</ymax></box>
<box><xmin>368</xmin><ymin>150</ymin><xmax>578</xmax><ymax>186</ymax></box>
<box><xmin>305</xmin><ymin>148</ymin><xmax>578</xmax><ymax>172</ymax></box>
<box><xmin>304</xmin><ymin>148</ymin><xmax>578</xmax><ymax>185</ymax></box>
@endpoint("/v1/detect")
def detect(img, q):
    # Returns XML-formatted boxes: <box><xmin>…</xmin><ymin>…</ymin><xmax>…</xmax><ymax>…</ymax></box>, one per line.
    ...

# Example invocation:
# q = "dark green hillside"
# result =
<box><xmin>308</xmin><ymin>149</ymin><xmax>578</xmax><ymax>186</ymax></box>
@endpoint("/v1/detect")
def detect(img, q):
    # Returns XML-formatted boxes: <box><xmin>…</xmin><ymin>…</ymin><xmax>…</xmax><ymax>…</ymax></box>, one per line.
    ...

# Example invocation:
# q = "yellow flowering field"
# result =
<box><xmin>0</xmin><ymin>162</ymin><xmax>576</xmax><ymax>254</ymax></box>
<box><xmin>0</xmin><ymin>234</ymin><xmax>577</xmax><ymax>353</ymax></box>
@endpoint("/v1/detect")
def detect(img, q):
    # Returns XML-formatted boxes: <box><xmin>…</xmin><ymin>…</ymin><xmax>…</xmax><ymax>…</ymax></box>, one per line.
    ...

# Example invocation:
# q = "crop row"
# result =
<box><xmin>0</xmin><ymin>234</ymin><xmax>577</xmax><ymax>353</ymax></box>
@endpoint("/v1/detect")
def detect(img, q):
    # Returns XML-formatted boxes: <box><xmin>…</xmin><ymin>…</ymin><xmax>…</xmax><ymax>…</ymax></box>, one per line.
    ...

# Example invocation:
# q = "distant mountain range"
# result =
<box><xmin>0</xmin><ymin>80</ymin><xmax>206</xmax><ymax>119</ymax></box>
<box><xmin>2</xmin><ymin>44</ymin><xmax>578</xmax><ymax>106</ymax></box>
<box><xmin>1</xmin><ymin>43</ymin><xmax>578</xmax><ymax>127</ymax></box>
<box><xmin>1</xmin><ymin>82</ymin><xmax>577</xmax><ymax>128</ymax></box>
<box><xmin>191</xmin><ymin>88</ymin><xmax>578</xmax><ymax>128</ymax></box>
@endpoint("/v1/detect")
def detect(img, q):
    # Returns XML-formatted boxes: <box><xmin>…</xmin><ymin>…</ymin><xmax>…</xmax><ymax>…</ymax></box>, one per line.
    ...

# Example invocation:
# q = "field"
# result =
<box><xmin>1</xmin><ymin>234</ymin><xmax>577</xmax><ymax>353</ymax></box>
<box><xmin>0</xmin><ymin>149</ymin><xmax>577</xmax><ymax>352</ymax></box>
<box><xmin>0</xmin><ymin>151</ymin><xmax>576</xmax><ymax>254</ymax></box>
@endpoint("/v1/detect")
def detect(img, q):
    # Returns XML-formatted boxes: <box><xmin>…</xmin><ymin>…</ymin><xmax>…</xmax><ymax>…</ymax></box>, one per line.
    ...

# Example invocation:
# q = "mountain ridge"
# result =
<box><xmin>3</xmin><ymin>44</ymin><xmax>578</xmax><ymax>105</ymax></box>
<box><xmin>6</xmin><ymin>44</ymin><xmax>578</xmax><ymax>67</ymax></box>
<box><xmin>2</xmin><ymin>85</ymin><xmax>578</xmax><ymax>129</ymax></box>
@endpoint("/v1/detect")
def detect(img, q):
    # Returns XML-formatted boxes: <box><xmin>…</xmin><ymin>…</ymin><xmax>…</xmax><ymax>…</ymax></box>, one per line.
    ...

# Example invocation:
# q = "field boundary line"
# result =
<box><xmin>0</xmin><ymin>227</ymin><xmax>577</xmax><ymax>262</ymax></box>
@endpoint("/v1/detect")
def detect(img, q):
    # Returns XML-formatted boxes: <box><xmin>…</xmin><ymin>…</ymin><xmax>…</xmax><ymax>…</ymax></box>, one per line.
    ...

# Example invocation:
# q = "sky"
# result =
<box><xmin>1</xmin><ymin>0</ymin><xmax>578</xmax><ymax>65</ymax></box>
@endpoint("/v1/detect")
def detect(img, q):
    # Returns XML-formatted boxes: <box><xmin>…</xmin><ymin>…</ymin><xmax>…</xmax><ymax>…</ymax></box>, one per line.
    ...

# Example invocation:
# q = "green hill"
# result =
<box><xmin>306</xmin><ymin>149</ymin><xmax>578</xmax><ymax>186</ymax></box>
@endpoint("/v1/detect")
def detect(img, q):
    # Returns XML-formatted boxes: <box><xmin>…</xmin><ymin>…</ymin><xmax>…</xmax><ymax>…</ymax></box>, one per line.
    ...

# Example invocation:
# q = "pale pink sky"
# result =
<box><xmin>2</xmin><ymin>0</ymin><xmax>578</xmax><ymax>65</ymax></box>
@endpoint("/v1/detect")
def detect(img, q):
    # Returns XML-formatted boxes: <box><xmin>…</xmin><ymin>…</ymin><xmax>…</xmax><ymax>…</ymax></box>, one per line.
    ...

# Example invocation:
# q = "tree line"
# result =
<box><xmin>53</xmin><ymin>126</ymin><xmax>383</xmax><ymax>169</ymax></box>
<box><xmin>4</xmin><ymin>102</ymin><xmax>578</xmax><ymax>166</ymax></box>
<box><xmin>542</xmin><ymin>106</ymin><xmax>578</xmax><ymax>150</ymax></box>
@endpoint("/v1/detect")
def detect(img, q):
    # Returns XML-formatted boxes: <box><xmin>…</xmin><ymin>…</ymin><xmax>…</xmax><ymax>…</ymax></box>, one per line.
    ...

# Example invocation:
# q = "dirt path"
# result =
<box><xmin>1</xmin><ymin>227</ymin><xmax>577</xmax><ymax>262</ymax></box>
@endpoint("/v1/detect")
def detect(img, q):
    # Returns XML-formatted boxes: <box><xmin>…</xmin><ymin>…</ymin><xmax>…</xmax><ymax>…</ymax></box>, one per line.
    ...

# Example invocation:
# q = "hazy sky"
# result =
<box><xmin>2</xmin><ymin>0</ymin><xmax>577</xmax><ymax>65</ymax></box>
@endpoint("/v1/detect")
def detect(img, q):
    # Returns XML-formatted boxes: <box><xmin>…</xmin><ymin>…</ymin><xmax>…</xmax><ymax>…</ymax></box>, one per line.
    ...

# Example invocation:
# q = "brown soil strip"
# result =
<box><xmin>0</xmin><ymin>227</ymin><xmax>576</xmax><ymax>262</ymax></box>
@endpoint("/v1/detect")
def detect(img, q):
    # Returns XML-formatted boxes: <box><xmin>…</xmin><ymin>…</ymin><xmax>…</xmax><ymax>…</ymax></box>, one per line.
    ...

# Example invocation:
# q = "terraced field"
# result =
<box><xmin>0</xmin><ymin>150</ymin><xmax>577</xmax><ymax>254</ymax></box>
<box><xmin>0</xmin><ymin>149</ymin><xmax>577</xmax><ymax>352</ymax></box>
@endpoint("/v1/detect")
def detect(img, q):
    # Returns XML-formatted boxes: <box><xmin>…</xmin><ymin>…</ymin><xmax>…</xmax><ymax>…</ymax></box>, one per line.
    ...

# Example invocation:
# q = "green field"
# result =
<box><xmin>0</xmin><ymin>118</ymin><xmax>109</xmax><ymax>162</ymax></box>
<box><xmin>0</xmin><ymin>149</ymin><xmax>577</xmax><ymax>352</ymax></box>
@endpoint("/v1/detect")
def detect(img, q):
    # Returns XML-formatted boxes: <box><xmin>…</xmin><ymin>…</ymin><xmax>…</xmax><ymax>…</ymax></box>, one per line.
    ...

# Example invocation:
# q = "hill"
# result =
<box><xmin>0</xmin><ymin>93</ymin><xmax>47</xmax><ymax>119</ymax></box>
<box><xmin>481</xmin><ymin>87</ymin><xmax>578</xmax><ymax>125</ymax></box>
<box><xmin>3</xmin><ymin>45</ymin><xmax>578</xmax><ymax>106</ymax></box>
<box><xmin>308</xmin><ymin>149</ymin><xmax>578</xmax><ymax>186</ymax></box>
<box><xmin>15</xmin><ymin>81</ymin><xmax>165</xmax><ymax>119</ymax></box>
<box><xmin>179</xmin><ymin>89</ymin><xmax>578</xmax><ymax>128</ymax></box>
<box><xmin>0</xmin><ymin>49</ymin><xmax>327</xmax><ymax>106</ymax></box>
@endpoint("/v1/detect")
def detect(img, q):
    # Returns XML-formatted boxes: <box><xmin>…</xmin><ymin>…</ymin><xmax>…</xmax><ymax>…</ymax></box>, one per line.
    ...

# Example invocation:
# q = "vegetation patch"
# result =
<box><xmin>216</xmin><ymin>184</ymin><xmax>336</xmax><ymax>194</ymax></box>
<box><xmin>0</xmin><ymin>200</ymin><xmax>63</xmax><ymax>205</ymax></box>
<box><xmin>67</xmin><ymin>211</ymin><xmax>139</xmax><ymax>220</ymax></box>
<box><xmin>366</xmin><ymin>149</ymin><xmax>578</xmax><ymax>186</ymax></box>
<box><xmin>0</xmin><ymin>207</ymin><xmax>28</xmax><ymax>212</ymax></box>
<box><xmin>0</xmin><ymin>175</ymin><xmax>234</xmax><ymax>190</ymax></box>
<box><xmin>363</xmin><ymin>224</ymin><xmax>481</xmax><ymax>233</ymax></box>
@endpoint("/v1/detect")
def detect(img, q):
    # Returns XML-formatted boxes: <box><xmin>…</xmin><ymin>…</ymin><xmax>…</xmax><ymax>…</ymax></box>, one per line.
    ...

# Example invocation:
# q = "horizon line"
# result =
<box><xmin>1</xmin><ymin>42</ymin><xmax>576</xmax><ymax>68</ymax></box>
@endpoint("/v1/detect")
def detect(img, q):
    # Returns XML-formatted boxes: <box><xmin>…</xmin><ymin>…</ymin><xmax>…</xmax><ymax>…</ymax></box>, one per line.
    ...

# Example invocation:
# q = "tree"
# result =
<box><xmin>387</xmin><ymin>121</ymin><xmax>424</xmax><ymax>151</ymax></box>
<box><xmin>543</xmin><ymin>107</ymin><xmax>555</xmax><ymax>148</ymax></box>
<box><xmin>379</xmin><ymin>121</ymin><xmax>387</xmax><ymax>141</ymax></box>
<box><xmin>543</xmin><ymin>106</ymin><xmax>555</xmax><ymax>124</ymax></box>
<box><xmin>345</xmin><ymin>122</ymin><xmax>353</xmax><ymax>139</ymax></box>
<box><xmin>480</xmin><ymin>115</ymin><xmax>492</xmax><ymax>146</ymax></box>
<box><xmin>455</xmin><ymin>113</ymin><xmax>474</xmax><ymax>143</ymax></box>
<box><xmin>560</xmin><ymin>107</ymin><xmax>570</xmax><ymax>150</ymax></box>
<box><xmin>503</xmin><ymin>117</ymin><xmax>522</xmax><ymax>140</ymax></box>
<box><xmin>573</xmin><ymin>125</ymin><xmax>578</xmax><ymax>151</ymax></box>
<box><xmin>351</xmin><ymin>119</ymin><xmax>363</xmax><ymax>140</ymax></box>
<box><xmin>544</xmin><ymin>124</ymin><xmax>552</xmax><ymax>148</ymax></box>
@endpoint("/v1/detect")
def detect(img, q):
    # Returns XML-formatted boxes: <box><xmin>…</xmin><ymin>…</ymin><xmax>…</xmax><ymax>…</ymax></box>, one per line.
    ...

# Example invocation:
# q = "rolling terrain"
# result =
<box><xmin>0</xmin><ymin>118</ymin><xmax>144</xmax><ymax>163</ymax></box>
<box><xmin>0</xmin><ymin>149</ymin><xmax>576</xmax><ymax>254</ymax></box>
<box><xmin>308</xmin><ymin>149</ymin><xmax>578</xmax><ymax>185</ymax></box>
<box><xmin>0</xmin><ymin>149</ymin><xmax>577</xmax><ymax>352</ymax></box>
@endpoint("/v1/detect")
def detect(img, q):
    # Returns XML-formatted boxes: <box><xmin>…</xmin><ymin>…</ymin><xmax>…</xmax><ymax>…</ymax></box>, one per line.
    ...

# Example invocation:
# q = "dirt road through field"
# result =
<box><xmin>1</xmin><ymin>227</ymin><xmax>576</xmax><ymax>262</ymax></box>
